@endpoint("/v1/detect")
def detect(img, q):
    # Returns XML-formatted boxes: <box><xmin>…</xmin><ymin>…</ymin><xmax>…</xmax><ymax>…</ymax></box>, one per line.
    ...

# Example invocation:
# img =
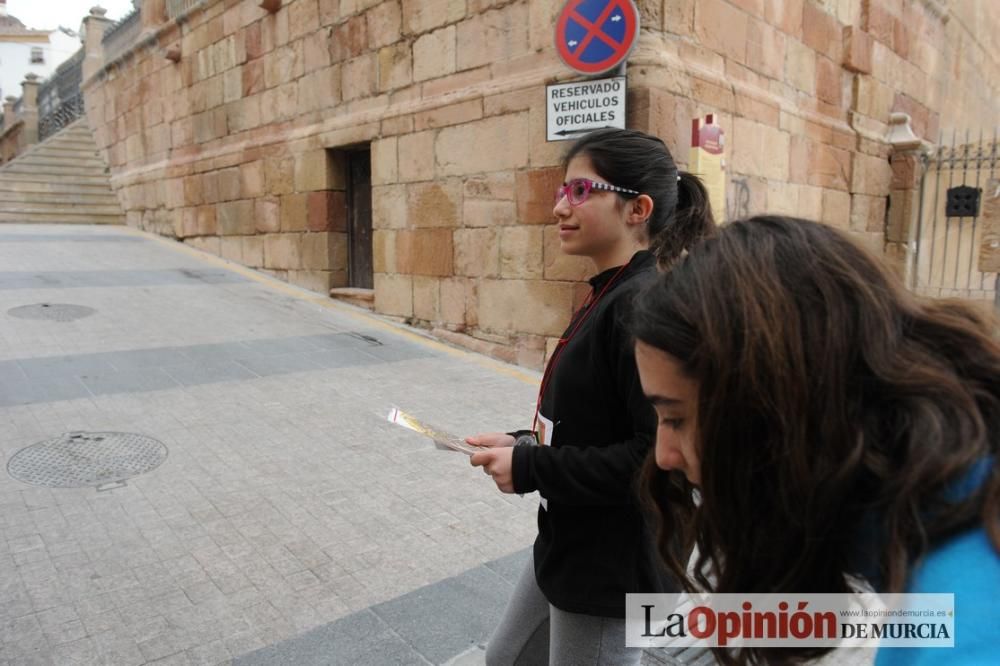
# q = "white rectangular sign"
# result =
<box><xmin>546</xmin><ymin>76</ymin><xmax>626</xmax><ymax>142</ymax></box>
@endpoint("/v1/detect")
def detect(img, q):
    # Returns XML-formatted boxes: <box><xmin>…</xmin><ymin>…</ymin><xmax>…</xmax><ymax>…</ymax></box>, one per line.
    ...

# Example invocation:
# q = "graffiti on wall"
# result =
<box><xmin>726</xmin><ymin>177</ymin><xmax>752</xmax><ymax>222</ymax></box>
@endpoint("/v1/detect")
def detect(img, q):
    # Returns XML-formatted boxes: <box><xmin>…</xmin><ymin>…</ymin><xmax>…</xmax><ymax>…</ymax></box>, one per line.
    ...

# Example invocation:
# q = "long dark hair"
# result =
<box><xmin>565</xmin><ymin>128</ymin><xmax>715</xmax><ymax>267</ymax></box>
<box><xmin>633</xmin><ymin>216</ymin><xmax>1000</xmax><ymax>665</ymax></box>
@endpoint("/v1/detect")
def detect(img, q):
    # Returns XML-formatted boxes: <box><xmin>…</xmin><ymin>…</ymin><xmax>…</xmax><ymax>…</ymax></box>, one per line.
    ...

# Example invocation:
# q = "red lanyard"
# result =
<box><xmin>532</xmin><ymin>259</ymin><xmax>632</xmax><ymax>436</ymax></box>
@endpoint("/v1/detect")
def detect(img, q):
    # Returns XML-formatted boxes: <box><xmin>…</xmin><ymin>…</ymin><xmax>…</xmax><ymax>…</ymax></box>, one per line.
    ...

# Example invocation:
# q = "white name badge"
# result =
<box><xmin>537</xmin><ymin>412</ymin><xmax>554</xmax><ymax>510</ymax></box>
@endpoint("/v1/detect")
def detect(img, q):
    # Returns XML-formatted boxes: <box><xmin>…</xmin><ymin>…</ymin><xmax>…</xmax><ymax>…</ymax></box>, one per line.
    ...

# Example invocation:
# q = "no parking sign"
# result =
<box><xmin>554</xmin><ymin>0</ymin><xmax>640</xmax><ymax>76</ymax></box>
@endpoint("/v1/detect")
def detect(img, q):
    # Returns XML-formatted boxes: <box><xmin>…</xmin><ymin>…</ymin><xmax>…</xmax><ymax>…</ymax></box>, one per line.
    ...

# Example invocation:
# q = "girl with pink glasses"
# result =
<box><xmin>467</xmin><ymin>128</ymin><xmax>715</xmax><ymax>665</ymax></box>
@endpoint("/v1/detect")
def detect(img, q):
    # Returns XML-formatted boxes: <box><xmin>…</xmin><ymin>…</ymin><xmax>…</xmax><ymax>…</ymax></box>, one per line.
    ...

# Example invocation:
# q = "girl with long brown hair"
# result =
<box><xmin>632</xmin><ymin>215</ymin><xmax>1000</xmax><ymax>665</ymax></box>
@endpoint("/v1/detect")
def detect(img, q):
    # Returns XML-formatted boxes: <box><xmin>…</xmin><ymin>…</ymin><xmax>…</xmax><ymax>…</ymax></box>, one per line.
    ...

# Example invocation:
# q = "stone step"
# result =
<box><xmin>0</xmin><ymin>211</ymin><xmax>124</xmax><ymax>224</ymax></box>
<box><xmin>33</xmin><ymin>136</ymin><xmax>95</xmax><ymax>147</ymax></box>
<box><xmin>0</xmin><ymin>163</ymin><xmax>111</xmax><ymax>177</ymax></box>
<box><xmin>53</xmin><ymin>126</ymin><xmax>92</xmax><ymax>136</ymax></box>
<box><xmin>0</xmin><ymin>172</ymin><xmax>113</xmax><ymax>185</ymax></box>
<box><xmin>31</xmin><ymin>135</ymin><xmax>96</xmax><ymax>146</ymax></box>
<box><xmin>0</xmin><ymin>202</ymin><xmax>124</xmax><ymax>215</ymax></box>
<box><xmin>11</xmin><ymin>161</ymin><xmax>107</xmax><ymax>172</ymax></box>
<box><xmin>0</xmin><ymin>173</ymin><xmax>113</xmax><ymax>195</ymax></box>
<box><xmin>23</xmin><ymin>145</ymin><xmax>97</xmax><ymax>158</ymax></box>
<box><xmin>0</xmin><ymin>179</ymin><xmax>116</xmax><ymax>194</ymax></box>
<box><xmin>3</xmin><ymin>150</ymin><xmax>101</xmax><ymax>164</ymax></box>
<box><xmin>4</xmin><ymin>148</ymin><xmax>97</xmax><ymax>160</ymax></box>
<box><xmin>26</xmin><ymin>136</ymin><xmax>96</xmax><ymax>146</ymax></box>
<box><xmin>29</xmin><ymin>144</ymin><xmax>100</xmax><ymax>154</ymax></box>
<box><xmin>39</xmin><ymin>143</ymin><xmax>97</xmax><ymax>153</ymax></box>
<box><xmin>0</xmin><ymin>121</ymin><xmax>121</xmax><ymax>226</ymax></box>
<box><xmin>0</xmin><ymin>210</ymin><xmax>125</xmax><ymax>224</ymax></box>
<box><xmin>329</xmin><ymin>287</ymin><xmax>375</xmax><ymax>310</ymax></box>
<box><xmin>0</xmin><ymin>190</ymin><xmax>119</xmax><ymax>205</ymax></box>
<box><xmin>39</xmin><ymin>130</ymin><xmax>92</xmax><ymax>140</ymax></box>
<box><xmin>25</xmin><ymin>151</ymin><xmax>102</xmax><ymax>162</ymax></box>
<box><xmin>10</xmin><ymin>156</ymin><xmax>106</xmax><ymax>169</ymax></box>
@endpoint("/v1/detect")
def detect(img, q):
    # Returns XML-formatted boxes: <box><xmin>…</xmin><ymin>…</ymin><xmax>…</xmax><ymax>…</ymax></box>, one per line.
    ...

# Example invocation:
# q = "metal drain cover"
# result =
<box><xmin>7</xmin><ymin>432</ymin><xmax>168</xmax><ymax>488</ymax></box>
<box><xmin>8</xmin><ymin>303</ymin><xmax>96</xmax><ymax>321</ymax></box>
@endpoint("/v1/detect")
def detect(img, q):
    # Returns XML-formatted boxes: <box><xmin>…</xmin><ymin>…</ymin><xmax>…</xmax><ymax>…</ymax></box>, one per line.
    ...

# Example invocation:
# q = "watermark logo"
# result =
<box><xmin>626</xmin><ymin>593</ymin><xmax>954</xmax><ymax>649</ymax></box>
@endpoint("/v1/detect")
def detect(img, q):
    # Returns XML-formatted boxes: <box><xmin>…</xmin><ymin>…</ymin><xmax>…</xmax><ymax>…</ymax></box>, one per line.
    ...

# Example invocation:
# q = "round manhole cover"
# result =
<box><xmin>7</xmin><ymin>432</ymin><xmax>168</xmax><ymax>488</ymax></box>
<box><xmin>8</xmin><ymin>303</ymin><xmax>96</xmax><ymax>322</ymax></box>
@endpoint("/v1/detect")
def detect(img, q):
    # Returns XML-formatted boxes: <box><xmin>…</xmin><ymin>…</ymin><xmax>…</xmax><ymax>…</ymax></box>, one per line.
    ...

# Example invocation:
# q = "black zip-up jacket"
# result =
<box><xmin>511</xmin><ymin>250</ymin><xmax>676</xmax><ymax>617</ymax></box>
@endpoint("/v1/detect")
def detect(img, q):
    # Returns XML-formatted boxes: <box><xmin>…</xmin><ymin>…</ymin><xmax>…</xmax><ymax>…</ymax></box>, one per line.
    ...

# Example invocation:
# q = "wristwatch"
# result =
<box><xmin>511</xmin><ymin>431</ymin><xmax>538</xmax><ymax>448</ymax></box>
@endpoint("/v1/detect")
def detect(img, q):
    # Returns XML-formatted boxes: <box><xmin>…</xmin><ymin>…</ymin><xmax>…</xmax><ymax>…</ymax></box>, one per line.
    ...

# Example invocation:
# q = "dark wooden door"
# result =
<box><xmin>347</xmin><ymin>150</ymin><xmax>373</xmax><ymax>289</ymax></box>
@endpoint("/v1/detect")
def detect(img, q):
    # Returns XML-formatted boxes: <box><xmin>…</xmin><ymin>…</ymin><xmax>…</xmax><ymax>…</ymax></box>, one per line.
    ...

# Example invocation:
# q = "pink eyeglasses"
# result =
<box><xmin>554</xmin><ymin>178</ymin><xmax>640</xmax><ymax>206</ymax></box>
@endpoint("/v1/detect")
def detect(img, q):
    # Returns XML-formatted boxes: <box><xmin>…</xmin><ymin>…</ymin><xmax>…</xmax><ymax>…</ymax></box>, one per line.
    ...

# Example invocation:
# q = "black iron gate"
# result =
<box><xmin>912</xmin><ymin>131</ymin><xmax>999</xmax><ymax>312</ymax></box>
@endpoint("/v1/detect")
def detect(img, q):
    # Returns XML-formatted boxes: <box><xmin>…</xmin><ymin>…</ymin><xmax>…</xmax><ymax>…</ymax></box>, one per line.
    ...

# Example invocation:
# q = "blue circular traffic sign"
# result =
<box><xmin>555</xmin><ymin>0</ymin><xmax>640</xmax><ymax>76</ymax></box>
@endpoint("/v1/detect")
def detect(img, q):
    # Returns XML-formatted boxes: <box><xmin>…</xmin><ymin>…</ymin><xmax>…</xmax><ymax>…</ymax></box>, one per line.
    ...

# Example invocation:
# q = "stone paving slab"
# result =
<box><xmin>0</xmin><ymin>269</ymin><xmax>245</xmax><ymax>290</ymax></box>
<box><xmin>0</xmin><ymin>224</ymin><xmax>541</xmax><ymax>665</ymax></box>
<box><xmin>234</xmin><ymin>549</ymin><xmax>531</xmax><ymax>666</ymax></box>
<box><xmin>0</xmin><ymin>333</ymin><xmax>402</xmax><ymax>407</ymax></box>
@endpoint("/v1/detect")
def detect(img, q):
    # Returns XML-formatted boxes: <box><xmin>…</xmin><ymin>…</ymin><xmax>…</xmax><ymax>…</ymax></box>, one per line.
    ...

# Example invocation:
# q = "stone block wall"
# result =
<box><xmin>631</xmin><ymin>0</ymin><xmax>997</xmax><ymax>253</ymax></box>
<box><xmin>82</xmin><ymin>0</ymin><xmax>1000</xmax><ymax>368</ymax></box>
<box><xmin>0</xmin><ymin>120</ymin><xmax>28</xmax><ymax>164</ymax></box>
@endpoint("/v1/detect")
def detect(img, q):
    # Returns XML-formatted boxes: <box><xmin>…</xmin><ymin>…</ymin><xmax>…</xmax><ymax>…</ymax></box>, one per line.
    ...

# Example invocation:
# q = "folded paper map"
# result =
<box><xmin>386</xmin><ymin>407</ymin><xmax>480</xmax><ymax>455</ymax></box>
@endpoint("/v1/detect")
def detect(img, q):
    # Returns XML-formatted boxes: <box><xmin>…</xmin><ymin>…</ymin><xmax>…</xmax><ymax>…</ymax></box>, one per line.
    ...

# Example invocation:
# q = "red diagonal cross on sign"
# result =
<box><xmin>555</xmin><ymin>0</ymin><xmax>640</xmax><ymax>75</ymax></box>
<box><xmin>569</xmin><ymin>0</ymin><xmax>626</xmax><ymax>58</ymax></box>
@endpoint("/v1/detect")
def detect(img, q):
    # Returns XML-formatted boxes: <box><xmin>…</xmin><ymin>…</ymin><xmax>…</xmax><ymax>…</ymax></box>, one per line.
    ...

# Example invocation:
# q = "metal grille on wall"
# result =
<box><xmin>912</xmin><ymin>131</ymin><xmax>999</xmax><ymax>310</ymax></box>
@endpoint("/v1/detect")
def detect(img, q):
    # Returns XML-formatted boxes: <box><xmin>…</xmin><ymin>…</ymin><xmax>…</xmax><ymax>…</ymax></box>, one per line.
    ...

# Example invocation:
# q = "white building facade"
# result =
<box><xmin>0</xmin><ymin>0</ymin><xmax>79</xmax><ymax>102</ymax></box>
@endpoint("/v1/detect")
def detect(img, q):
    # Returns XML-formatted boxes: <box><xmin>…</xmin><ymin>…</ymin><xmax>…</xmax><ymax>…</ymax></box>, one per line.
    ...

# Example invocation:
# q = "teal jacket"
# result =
<box><xmin>876</xmin><ymin>459</ymin><xmax>999</xmax><ymax>664</ymax></box>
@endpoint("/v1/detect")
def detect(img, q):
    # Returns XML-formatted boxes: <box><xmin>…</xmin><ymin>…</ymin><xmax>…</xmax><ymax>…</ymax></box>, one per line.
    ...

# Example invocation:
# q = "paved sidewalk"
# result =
<box><xmin>0</xmin><ymin>225</ymin><xmax>541</xmax><ymax>665</ymax></box>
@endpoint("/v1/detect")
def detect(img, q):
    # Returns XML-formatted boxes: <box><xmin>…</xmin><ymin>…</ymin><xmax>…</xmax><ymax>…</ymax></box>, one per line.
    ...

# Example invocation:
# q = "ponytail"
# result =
<box><xmin>564</xmin><ymin>129</ymin><xmax>717</xmax><ymax>269</ymax></box>
<box><xmin>652</xmin><ymin>171</ymin><xmax>716</xmax><ymax>270</ymax></box>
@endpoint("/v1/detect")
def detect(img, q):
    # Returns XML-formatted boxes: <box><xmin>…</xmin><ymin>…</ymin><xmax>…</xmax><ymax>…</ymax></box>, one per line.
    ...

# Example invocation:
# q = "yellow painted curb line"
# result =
<box><xmin>123</xmin><ymin>227</ymin><xmax>541</xmax><ymax>386</ymax></box>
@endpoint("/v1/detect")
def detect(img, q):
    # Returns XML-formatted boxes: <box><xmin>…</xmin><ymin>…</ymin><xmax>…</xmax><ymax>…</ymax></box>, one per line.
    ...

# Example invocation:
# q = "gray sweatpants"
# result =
<box><xmin>485</xmin><ymin>553</ymin><xmax>641</xmax><ymax>666</ymax></box>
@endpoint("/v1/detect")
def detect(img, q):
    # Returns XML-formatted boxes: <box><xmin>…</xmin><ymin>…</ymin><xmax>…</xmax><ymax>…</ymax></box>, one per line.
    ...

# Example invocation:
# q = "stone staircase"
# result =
<box><xmin>0</xmin><ymin>120</ymin><xmax>124</xmax><ymax>224</ymax></box>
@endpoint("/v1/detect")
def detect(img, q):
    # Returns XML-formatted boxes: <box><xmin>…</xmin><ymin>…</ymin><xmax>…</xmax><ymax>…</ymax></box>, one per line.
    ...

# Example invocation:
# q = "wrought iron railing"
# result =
<box><xmin>166</xmin><ymin>0</ymin><xmax>206</xmax><ymax>20</ymax></box>
<box><xmin>39</xmin><ymin>49</ymin><xmax>84</xmax><ymax>115</ymax></box>
<box><xmin>102</xmin><ymin>6</ymin><xmax>142</xmax><ymax>63</ymax></box>
<box><xmin>38</xmin><ymin>48</ymin><xmax>86</xmax><ymax>141</ymax></box>
<box><xmin>39</xmin><ymin>94</ymin><xmax>85</xmax><ymax>141</ymax></box>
